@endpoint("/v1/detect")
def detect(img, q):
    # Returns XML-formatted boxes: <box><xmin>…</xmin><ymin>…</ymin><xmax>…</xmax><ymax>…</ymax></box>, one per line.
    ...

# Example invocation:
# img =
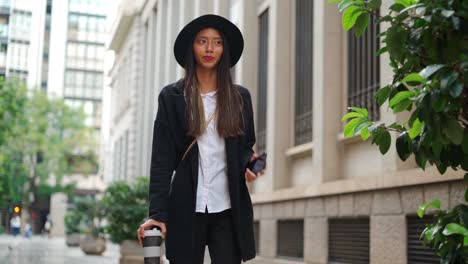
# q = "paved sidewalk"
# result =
<box><xmin>0</xmin><ymin>234</ymin><xmax>119</xmax><ymax>264</ymax></box>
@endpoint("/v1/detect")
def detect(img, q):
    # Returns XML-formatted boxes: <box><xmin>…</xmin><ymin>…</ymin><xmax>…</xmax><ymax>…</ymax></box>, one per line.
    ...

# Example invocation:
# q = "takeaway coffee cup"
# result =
<box><xmin>143</xmin><ymin>227</ymin><xmax>162</xmax><ymax>264</ymax></box>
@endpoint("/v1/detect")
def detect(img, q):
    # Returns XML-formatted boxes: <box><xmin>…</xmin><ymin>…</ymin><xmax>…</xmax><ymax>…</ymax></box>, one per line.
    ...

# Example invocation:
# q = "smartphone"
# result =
<box><xmin>248</xmin><ymin>153</ymin><xmax>267</xmax><ymax>174</ymax></box>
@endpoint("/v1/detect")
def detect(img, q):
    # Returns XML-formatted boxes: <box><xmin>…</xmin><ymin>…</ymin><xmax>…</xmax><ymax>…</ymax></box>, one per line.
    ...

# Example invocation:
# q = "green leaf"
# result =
<box><xmin>431</xmin><ymin>90</ymin><xmax>447</xmax><ymax>112</ymax></box>
<box><xmin>344</xmin><ymin>117</ymin><xmax>362</xmax><ymax>137</ymax></box>
<box><xmin>342</xmin><ymin>5</ymin><xmax>363</xmax><ymax>31</ymax></box>
<box><xmin>328</xmin><ymin>0</ymin><xmax>342</xmax><ymax>3</ymax></box>
<box><xmin>402</xmin><ymin>73</ymin><xmax>425</xmax><ymax>85</ymax></box>
<box><xmin>449</xmin><ymin>82</ymin><xmax>463</xmax><ymax>98</ymax></box>
<box><xmin>396</xmin><ymin>132</ymin><xmax>411</xmax><ymax>161</ymax></box>
<box><xmin>360</xmin><ymin>124</ymin><xmax>371</xmax><ymax>140</ymax></box>
<box><xmin>409</xmin><ymin>118</ymin><xmax>423</xmax><ymax>139</ymax></box>
<box><xmin>441</xmin><ymin>71</ymin><xmax>459</xmax><ymax>91</ymax></box>
<box><xmin>464</xmin><ymin>236</ymin><xmax>468</xmax><ymax>247</ymax></box>
<box><xmin>341</xmin><ymin>112</ymin><xmax>363</xmax><ymax>121</ymax></box>
<box><xmin>392</xmin><ymin>99</ymin><xmax>413</xmax><ymax>113</ymax></box>
<box><xmin>389</xmin><ymin>91</ymin><xmax>415</xmax><ymax>108</ymax></box>
<box><xmin>375</xmin><ymin>85</ymin><xmax>391</xmax><ymax>106</ymax></box>
<box><xmin>350</xmin><ymin>107</ymin><xmax>368</xmax><ymax>118</ymax></box>
<box><xmin>436</xmin><ymin>163</ymin><xmax>447</xmax><ymax>174</ymax></box>
<box><xmin>432</xmin><ymin>139</ymin><xmax>442</xmax><ymax>159</ymax></box>
<box><xmin>462</xmin><ymin>132</ymin><xmax>468</xmax><ymax>154</ymax></box>
<box><xmin>376</xmin><ymin>46</ymin><xmax>388</xmax><ymax>56</ymax></box>
<box><xmin>386</xmin><ymin>26</ymin><xmax>406</xmax><ymax>62</ymax></box>
<box><xmin>395</xmin><ymin>0</ymin><xmax>414</xmax><ymax>7</ymax></box>
<box><xmin>353</xmin><ymin>13</ymin><xmax>369</xmax><ymax>37</ymax></box>
<box><xmin>417</xmin><ymin>199</ymin><xmax>441</xmax><ymax>218</ymax></box>
<box><xmin>354</xmin><ymin>120</ymin><xmax>370</xmax><ymax>135</ymax></box>
<box><xmin>442</xmin><ymin>223</ymin><xmax>468</xmax><ymax>236</ymax></box>
<box><xmin>368</xmin><ymin>0</ymin><xmax>381</xmax><ymax>9</ymax></box>
<box><xmin>419</xmin><ymin>64</ymin><xmax>445</xmax><ymax>79</ymax></box>
<box><xmin>441</xmin><ymin>10</ymin><xmax>455</xmax><ymax>18</ymax></box>
<box><xmin>378</xmin><ymin>130</ymin><xmax>391</xmax><ymax>155</ymax></box>
<box><xmin>389</xmin><ymin>3</ymin><xmax>405</xmax><ymax>12</ymax></box>
<box><xmin>445</xmin><ymin>119</ymin><xmax>464</xmax><ymax>145</ymax></box>
<box><xmin>338</xmin><ymin>0</ymin><xmax>354</xmax><ymax>12</ymax></box>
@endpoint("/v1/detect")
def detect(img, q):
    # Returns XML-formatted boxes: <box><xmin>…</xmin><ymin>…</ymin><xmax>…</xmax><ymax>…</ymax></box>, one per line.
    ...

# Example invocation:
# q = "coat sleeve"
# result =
<box><xmin>148</xmin><ymin>92</ymin><xmax>177</xmax><ymax>223</ymax></box>
<box><xmin>241</xmin><ymin>89</ymin><xmax>256</xmax><ymax>172</ymax></box>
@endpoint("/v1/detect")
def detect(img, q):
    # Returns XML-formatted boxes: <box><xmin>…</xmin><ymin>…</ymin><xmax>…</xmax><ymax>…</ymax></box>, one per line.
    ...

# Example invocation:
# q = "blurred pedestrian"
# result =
<box><xmin>24</xmin><ymin>222</ymin><xmax>32</xmax><ymax>239</ymax></box>
<box><xmin>10</xmin><ymin>215</ymin><xmax>21</xmax><ymax>237</ymax></box>
<box><xmin>43</xmin><ymin>214</ymin><xmax>52</xmax><ymax>238</ymax></box>
<box><xmin>137</xmin><ymin>14</ymin><xmax>265</xmax><ymax>264</ymax></box>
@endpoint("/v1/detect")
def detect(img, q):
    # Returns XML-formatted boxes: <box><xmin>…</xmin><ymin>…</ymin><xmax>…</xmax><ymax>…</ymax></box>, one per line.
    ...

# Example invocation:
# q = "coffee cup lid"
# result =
<box><xmin>144</xmin><ymin>228</ymin><xmax>161</xmax><ymax>236</ymax></box>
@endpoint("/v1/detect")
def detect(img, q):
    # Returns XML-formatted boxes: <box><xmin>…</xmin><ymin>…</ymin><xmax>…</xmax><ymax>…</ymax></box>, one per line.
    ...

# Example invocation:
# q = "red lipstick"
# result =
<box><xmin>202</xmin><ymin>56</ymin><xmax>214</xmax><ymax>62</ymax></box>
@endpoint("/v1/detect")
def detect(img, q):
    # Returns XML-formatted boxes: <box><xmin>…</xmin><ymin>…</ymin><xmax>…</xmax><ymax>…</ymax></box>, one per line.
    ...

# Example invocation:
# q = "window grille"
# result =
<box><xmin>329</xmin><ymin>218</ymin><xmax>370</xmax><ymax>264</ymax></box>
<box><xmin>347</xmin><ymin>13</ymin><xmax>380</xmax><ymax>121</ymax></box>
<box><xmin>256</xmin><ymin>10</ymin><xmax>269</xmax><ymax>153</ymax></box>
<box><xmin>277</xmin><ymin>220</ymin><xmax>304</xmax><ymax>260</ymax></box>
<box><xmin>294</xmin><ymin>0</ymin><xmax>313</xmax><ymax>145</ymax></box>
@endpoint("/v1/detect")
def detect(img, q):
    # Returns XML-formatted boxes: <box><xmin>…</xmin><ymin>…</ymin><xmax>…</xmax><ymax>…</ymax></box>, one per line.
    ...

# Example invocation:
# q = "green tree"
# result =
<box><xmin>332</xmin><ymin>0</ymin><xmax>467</xmax><ymax>261</ymax></box>
<box><xmin>0</xmin><ymin>79</ymin><xmax>97</xmax><ymax>213</ymax></box>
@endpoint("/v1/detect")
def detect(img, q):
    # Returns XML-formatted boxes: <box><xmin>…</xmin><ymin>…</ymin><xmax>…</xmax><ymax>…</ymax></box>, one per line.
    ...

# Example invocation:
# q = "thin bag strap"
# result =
<box><xmin>181</xmin><ymin>112</ymin><xmax>216</xmax><ymax>161</ymax></box>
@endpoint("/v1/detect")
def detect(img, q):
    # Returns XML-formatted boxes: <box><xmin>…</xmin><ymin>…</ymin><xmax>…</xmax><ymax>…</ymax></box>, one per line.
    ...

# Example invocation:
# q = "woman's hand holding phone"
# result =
<box><xmin>245</xmin><ymin>152</ymin><xmax>266</xmax><ymax>182</ymax></box>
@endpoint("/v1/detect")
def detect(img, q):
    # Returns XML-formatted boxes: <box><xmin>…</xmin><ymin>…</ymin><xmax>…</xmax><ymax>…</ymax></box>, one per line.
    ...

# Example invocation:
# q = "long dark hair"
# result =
<box><xmin>183</xmin><ymin>30</ymin><xmax>244</xmax><ymax>138</ymax></box>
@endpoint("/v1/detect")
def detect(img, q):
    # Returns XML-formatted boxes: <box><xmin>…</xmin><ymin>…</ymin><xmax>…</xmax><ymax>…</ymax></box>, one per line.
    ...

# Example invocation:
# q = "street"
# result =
<box><xmin>0</xmin><ymin>235</ymin><xmax>119</xmax><ymax>264</ymax></box>
<box><xmin>0</xmin><ymin>234</ymin><xmax>280</xmax><ymax>264</ymax></box>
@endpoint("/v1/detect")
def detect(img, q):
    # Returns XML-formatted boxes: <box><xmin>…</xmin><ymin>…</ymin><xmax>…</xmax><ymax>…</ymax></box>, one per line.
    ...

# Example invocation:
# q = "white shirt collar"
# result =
<box><xmin>200</xmin><ymin>89</ymin><xmax>218</xmax><ymax>98</ymax></box>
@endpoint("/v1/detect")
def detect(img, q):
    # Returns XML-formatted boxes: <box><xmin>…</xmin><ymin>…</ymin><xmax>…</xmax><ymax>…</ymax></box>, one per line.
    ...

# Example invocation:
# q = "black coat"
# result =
<box><xmin>148</xmin><ymin>79</ymin><xmax>256</xmax><ymax>262</ymax></box>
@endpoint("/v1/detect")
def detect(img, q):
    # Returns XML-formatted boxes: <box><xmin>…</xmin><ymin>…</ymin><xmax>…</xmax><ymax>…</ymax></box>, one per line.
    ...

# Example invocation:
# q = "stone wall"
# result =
<box><xmin>251</xmin><ymin>180</ymin><xmax>466</xmax><ymax>264</ymax></box>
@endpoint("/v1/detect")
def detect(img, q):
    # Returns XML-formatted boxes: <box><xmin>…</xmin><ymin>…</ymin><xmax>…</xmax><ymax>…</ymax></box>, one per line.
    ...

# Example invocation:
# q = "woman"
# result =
<box><xmin>137</xmin><ymin>14</ymin><xmax>263</xmax><ymax>264</ymax></box>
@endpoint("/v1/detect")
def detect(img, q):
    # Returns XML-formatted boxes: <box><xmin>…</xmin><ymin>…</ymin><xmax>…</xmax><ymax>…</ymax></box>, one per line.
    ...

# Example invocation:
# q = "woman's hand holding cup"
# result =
<box><xmin>137</xmin><ymin>219</ymin><xmax>166</xmax><ymax>246</ymax></box>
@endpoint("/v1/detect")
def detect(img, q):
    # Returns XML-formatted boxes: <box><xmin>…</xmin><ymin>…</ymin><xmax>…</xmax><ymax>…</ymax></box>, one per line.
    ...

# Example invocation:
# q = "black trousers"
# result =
<box><xmin>171</xmin><ymin>208</ymin><xmax>241</xmax><ymax>264</ymax></box>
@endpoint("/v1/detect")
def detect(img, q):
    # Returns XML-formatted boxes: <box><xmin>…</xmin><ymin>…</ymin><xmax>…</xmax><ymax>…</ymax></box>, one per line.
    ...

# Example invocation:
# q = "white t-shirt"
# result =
<box><xmin>195</xmin><ymin>90</ymin><xmax>231</xmax><ymax>213</ymax></box>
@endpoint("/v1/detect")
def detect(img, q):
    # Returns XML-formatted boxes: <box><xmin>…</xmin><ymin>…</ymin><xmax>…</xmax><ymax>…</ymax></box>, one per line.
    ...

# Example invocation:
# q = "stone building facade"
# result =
<box><xmin>106</xmin><ymin>0</ymin><xmax>465</xmax><ymax>263</ymax></box>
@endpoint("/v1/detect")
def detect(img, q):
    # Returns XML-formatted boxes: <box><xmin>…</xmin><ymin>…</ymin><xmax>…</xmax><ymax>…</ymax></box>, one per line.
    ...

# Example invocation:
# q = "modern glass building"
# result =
<box><xmin>63</xmin><ymin>0</ymin><xmax>107</xmax><ymax>129</ymax></box>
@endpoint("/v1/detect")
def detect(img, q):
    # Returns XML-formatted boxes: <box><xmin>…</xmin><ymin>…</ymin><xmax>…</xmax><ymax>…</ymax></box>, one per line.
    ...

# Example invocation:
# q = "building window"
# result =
<box><xmin>294</xmin><ymin>0</ymin><xmax>313</xmax><ymax>146</ymax></box>
<box><xmin>347</xmin><ymin>13</ymin><xmax>380</xmax><ymax>121</ymax></box>
<box><xmin>68</xmin><ymin>13</ymin><xmax>106</xmax><ymax>44</ymax></box>
<box><xmin>407</xmin><ymin>215</ymin><xmax>439</xmax><ymax>264</ymax></box>
<box><xmin>328</xmin><ymin>218</ymin><xmax>370</xmax><ymax>264</ymax></box>
<box><xmin>277</xmin><ymin>220</ymin><xmax>304</xmax><ymax>260</ymax></box>
<box><xmin>256</xmin><ymin>9</ymin><xmax>268</xmax><ymax>154</ymax></box>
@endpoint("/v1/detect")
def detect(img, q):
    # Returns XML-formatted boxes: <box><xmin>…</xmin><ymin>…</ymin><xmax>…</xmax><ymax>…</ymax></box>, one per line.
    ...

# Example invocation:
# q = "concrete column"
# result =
<box><xmin>163</xmin><ymin>0</ymin><xmax>174</xmax><ymax>84</ymax></box>
<box><xmin>154</xmin><ymin>0</ymin><xmax>167</xmax><ymax>92</ymax></box>
<box><xmin>265</xmin><ymin>0</ymin><xmax>292</xmax><ymax>190</ymax></box>
<box><xmin>194</xmin><ymin>0</ymin><xmax>214</xmax><ymax>17</ymax></box>
<box><xmin>47</xmin><ymin>0</ymin><xmax>68</xmax><ymax>97</ymax></box>
<box><xmin>141</xmin><ymin>7</ymin><xmax>157</xmax><ymax>177</ymax></box>
<box><xmin>27</xmin><ymin>0</ymin><xmax>47</xmax><ymax>90</ymax></box>
<box><xmin>236</xmin><ymin>0</ymin><xmax>257</xmax><ymax>93</ymax></box>
<box><xmin>259</xmin><ymin>219</ymin><xmax>277</xmax><ymax>258</ymax></box>
<box><xmin>304</xmin><ymin>217</ymin><xmax>328</xmax><ymax>264</ymax></box>
<box><xmin>312</xmin><ymin>0</ymin><xmax>344</xmax><ymax>183</ymax></box>
<box><xmin>50</xmin><ymin>193</ymin><xmax>68</xmax><ymax>237</ymax></box>
<box><xmin>176</xmin><ymin>0</ymin><xmax>196</xmax><ymax>79</ymax></box>
<box><xmin>370</xmin><ymin>215</ymin><xmax>407</xmax><ymax>264</ymax></box>
<box><xmin>213</xmin><ymin>0</ymin><xmax>229</xmax><ymax>17</ymax></box>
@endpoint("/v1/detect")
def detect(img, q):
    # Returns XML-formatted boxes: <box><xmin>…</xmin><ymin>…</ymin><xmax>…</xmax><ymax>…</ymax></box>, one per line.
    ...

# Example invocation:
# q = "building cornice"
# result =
<box><xmin>107</xmin><ymin>0</ymin><xmax>145</xmax><ymax>52</ymax></box>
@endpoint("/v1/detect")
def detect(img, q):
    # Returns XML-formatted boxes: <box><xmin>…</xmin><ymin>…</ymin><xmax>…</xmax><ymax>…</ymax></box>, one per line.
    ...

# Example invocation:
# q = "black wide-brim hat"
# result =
<box><xmin>174</xmin><ymin>14</ymin><xmax>244</xmax><ymax>68</ymax></box>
